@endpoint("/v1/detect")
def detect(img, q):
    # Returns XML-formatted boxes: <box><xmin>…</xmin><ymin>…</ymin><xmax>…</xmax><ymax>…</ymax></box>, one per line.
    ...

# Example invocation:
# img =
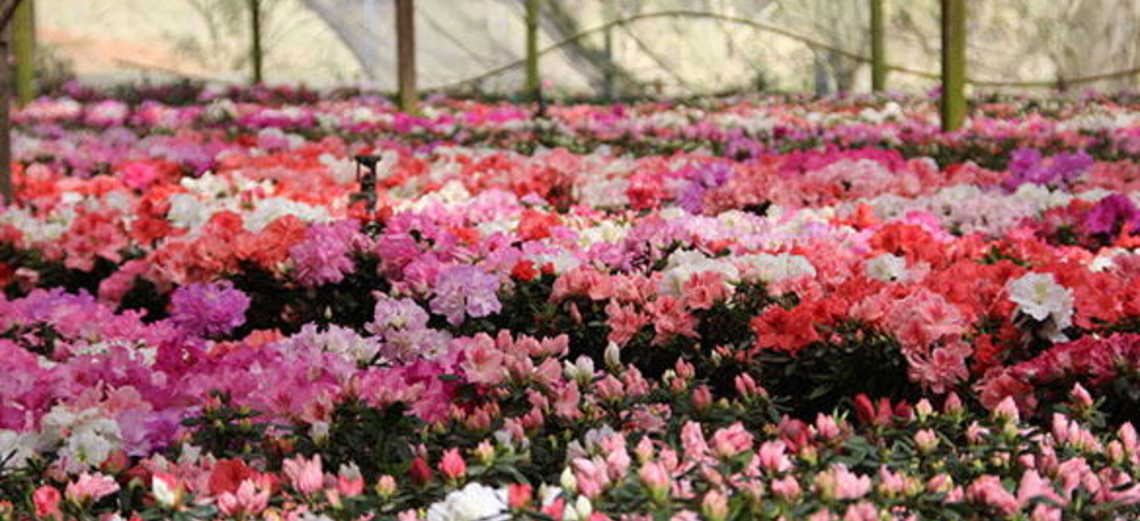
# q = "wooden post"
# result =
<box><xmin>870</xmin><ymin>0</ymin><xmax>886</xmax><ymax>93</ymax></box>
<box><xmin>249</xmin><ymin>0</ymin><xmax>263</xmax><ymax>84</ymax></box>
<box><xmin>13</xmin><ymin>0</ymin><xmax>31</xmax><ymax>106</ymax></box>
<box><xmin>395</xmin><ymin>0</ymin><xmax>416</xmax><ymax>113</ymax></box>
<box><xmin>0</xmin><ymin>0</ymin><xmax>24</xmax><ymax>206</ymax></box>
<box><xmin>0</xmin><ymin>26</ymin><xmax>11</xmax><ymax>204</ymax></box>
<box><xmin>940</xmin><ymin>0</ymin><xmax>966</xmax><ymax>131</ymax></box>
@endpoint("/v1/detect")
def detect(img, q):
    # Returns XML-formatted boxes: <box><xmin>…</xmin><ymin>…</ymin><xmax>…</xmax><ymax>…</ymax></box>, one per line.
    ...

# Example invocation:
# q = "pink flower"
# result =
<box><xmin>337</xmin><ymin>463</ymin><xmax>365</xmax><ymax>497</ymax></box>
<box><xmin>605</xmin><ymin>301</ymin><xmax>649</xmax><ymax>346</ymax></box>
<box><xmin>461</xmin><ymin>335</ymin><xmax>505</xmax><ymax>385</ymax></box>
<box><xmin>33</xmin><ymin>486</ymin><xmax>61</xmax><ymax>518</ymax></box>
<box><xmin>843</xmin><ymin>502</ymin><xmax>879</xmax><ymax>521</ymax></box>
<box><xmin>815</xmin><ymin>413</ymin><xmax>843</xmax><ymax>442</ymax></box>
<box><xmin>701</xmin><ymin>490</ymin><xmax>729</xmax><ymax>521</ymax></box>
<box><xmin>771</xmin><ymin>475</ymin><xmax>802</xmax><ymax>501</ymax></box>
<box><xmin>757</xmin><ymin>440</ymin><xmax>792</xmax><ymax>473</ymax></box>
<box><xmin>439</xmin><ymin>448</ymin><xmax>467</xmax><ymax>481</ymax></box>
<box><xmin>816</xmin><ymin>464</ymin><xmax>871</xmax><ymax>501</ymax></box>
<box><xmin>734</xmin><ymin>373</ymin><xmax>765</xmax><ymax>399</ymax></box>
<box><xmin>283</xmin><ymin>454</ymin><xmax>324</xmax><ymax>495</ymax></box>
<box><xmin>994</xmin><ymin>396</ymin><xmax>1021</xmax><ymax>423</ymax></box>
<box><xmin>710</xmin><ymin>423</ymin><xmax>753</xmax><ymax>459</ymax></box>
<box><xmin>65</xmin><ymin>473</ymin><xmax>120</xmax><ymax>504</ymax></box>
<box><xmin>691</xmin><ymin>385</ymin><xmax>712</xmax><ymax>410</ymax></box>
<box><xmin>645</xmin><ymin>296</ymin><xmax>698</xmax><ymax>345</ymax></box>
<box><xmin>216</xmin><ymin>480</ymin><xmax>270</xmax><ymax>518</ymax></box>
<box><xmin>1070</xmin><ymin>383</ymin><xmax>1094</xmax><ymax>409</ymax></box>
<box><xmin>638</xmin><ymin>461</ymin><xmax>671</xmax><ymax>501</ymax></box>
<box><xmin>914</xmin><ymin>429</ymin><xmax>939</xmax><ymax>454</ymax></box>
<box><xmin>967</xmin><ymin>475</ymin><xmax>1019</xmax><ymax>516</ymax></box>
<box><xmin>680</xmin><ymin>422</ymin><xmax>710</xmax><ymax>461</ymax></box>
<box><xmin>1017</xmin><ymin>470</ymin><xmax>1066</xmax><ymax>508</ymax></box>
<box><xmin>574</xmin><ymin>458</ymin><xmax>609</xmax><ymax>498</ymax></box>
<box><xmin>682</xmin><ymin>271</ymin><xmax>731</xmax><ymax>310</ymax></box>
<box><xmin>553</xmin><ymin>381</ymin><xmax>582</xmax><ymax>420</ymax></box>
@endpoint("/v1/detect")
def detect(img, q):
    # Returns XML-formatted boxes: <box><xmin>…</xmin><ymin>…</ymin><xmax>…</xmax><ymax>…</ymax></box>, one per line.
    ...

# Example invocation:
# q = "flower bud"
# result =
<box><xmin>560</xmin><ymin>467</ymin><xmax>578</xmax><ymax>493</ymax></box>
<box><xmin>439</xmin><ymin>449</ymin><xmax>467</xmax><ymax>481</ymax></box>
<box><xmin>701</xmin><ymin>490</ymin><xmax>729</xmax><ymax>521</ymax></box>
<box><xmin>914</xmin><ymin>429</ymin><xmax>939</xmax><ymax>454</ymax></box>
<box><xmin>375</xmin><ymin>475</ymin><xmax>397</xmax><ymax>497</ymax></box>
<box><xmin>604</xmin><ymin>342</ymin><xmax>622</xmax><ymax>370</ymax></box>
<box><xmin>474</xmin><ymin>441</ymin><xmax>495</xmax><ymax>465</ymax></box>
<box><xmin>691</xmin><ymin>385</ymin><xmax>713</xmax><ymax>411</ymax></box>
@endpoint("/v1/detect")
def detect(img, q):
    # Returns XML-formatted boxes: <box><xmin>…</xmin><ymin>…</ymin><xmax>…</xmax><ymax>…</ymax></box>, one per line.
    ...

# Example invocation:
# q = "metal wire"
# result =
<box><xmin>431</xmin><ymin>9</ymin><xmax>1140</xmax><ymax>92</ymax></box>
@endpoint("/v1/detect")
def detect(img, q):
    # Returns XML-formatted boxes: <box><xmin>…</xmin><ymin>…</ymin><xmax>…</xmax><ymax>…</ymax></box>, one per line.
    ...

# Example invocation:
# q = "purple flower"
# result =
<box><xmin>676</xmin><ymin>162</ymin><xmax>733</xmax><ymax>214</ymax></box>
<box><xmin>1082</xmin><ymin>194</ymin><xmax>1140</xmax><ymax>236</ymax></box>
<box><xmin>429</xmin><ymin>265</ymin><xmax>502</xmax><ymax>326</ymax></box>
<box><xmin>1002</xmin><ymin>148</ymin><xmax>1092</xmax><ymax>192</ymax></box>
<box><xmin>169</xmin><ymin>281</ymin><xmax>250</xmax><ymax>338</ymax></box>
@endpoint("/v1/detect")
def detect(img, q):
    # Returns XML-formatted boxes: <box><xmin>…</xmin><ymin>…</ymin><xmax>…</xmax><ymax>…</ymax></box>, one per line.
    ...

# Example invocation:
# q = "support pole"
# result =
<box><xmin>603</xmin><ymin>27</ymin><xmax>614</xmax><ymax>99</ymax></box>
<box><xmin>870</xmin><ymin>0</ymin><xmax>886</xmax><ymax>93</ymax></box>
<box><xmin>13</xmin><ymin>0</ymin><xmax>31</xmax><ymax>106</ymax></box>
<box><xmin>940</xmin><ymin>0</ymin><xmax>966</xmax><ymax>131</ymax></box>
<box><xmin>0</xmin><ymin>29</ymin><xmax>11</xmax><ymax>204</ymax></box>
<box><xmin>0</xmin><ymin>0</ymin><xmax>23</xmax><ymax>206</ymax></box>
<box><xmin>395</xmin><ymin>0</ymin><xmax>417</xmax><ymax>113</ymax></box>
<box><xmin>525</xmin><ymin>0</ymin><xmax>540</xmax><ymax>101</ymax></box>
<box><xmin>249</xmin><ymin>0</ymin><xmax>263</xmax><ymax>84</ymax></box>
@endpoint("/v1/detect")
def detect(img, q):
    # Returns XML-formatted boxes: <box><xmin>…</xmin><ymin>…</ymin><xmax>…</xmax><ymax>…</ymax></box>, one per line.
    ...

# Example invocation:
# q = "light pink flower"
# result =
<box><xmin>217</xmin><ymin>480</ymin><xmax>271</xmax><ymax>518</ymax></box>
<box><xmin>65</xmin><ymin>473</ymin><xmax>120</xmax><ymax>504</ymax></box>
<box><xmin>283</xmin><ymin>454</ymin><xmax>324</xmax><ymax>495</ymax></box>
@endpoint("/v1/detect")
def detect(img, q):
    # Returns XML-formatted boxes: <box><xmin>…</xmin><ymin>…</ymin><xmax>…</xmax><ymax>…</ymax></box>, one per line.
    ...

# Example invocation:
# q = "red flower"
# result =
<box><xmin>210</xmin><ymin>458</ymin><xmax>257</xmax><ymax>496</ymax></box>
<box><xmin>511</xmin><ymin>260</ymin><xmax>538</xmax><ymax>282</ymax></box>
<box><xmin>751</xmin><ymin>304</ymin><xmax>822</xmax><ymax>354</ymax></box>
<box><xmin>518</xmin><ymin>209</ymin><xmax>560</xmax><ymax>241</ymax></box>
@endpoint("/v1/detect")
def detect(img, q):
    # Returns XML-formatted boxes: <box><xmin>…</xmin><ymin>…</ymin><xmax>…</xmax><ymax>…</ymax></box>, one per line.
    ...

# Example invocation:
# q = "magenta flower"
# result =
<box><xmin>168</xmin><ymin>281</ymin><xmax>250</xmax><ymax>338</ymax></box>
<box><xmin>290</xmin><ymin>220</ymin><xmax>365</xmax><ymax>287</ymax></box>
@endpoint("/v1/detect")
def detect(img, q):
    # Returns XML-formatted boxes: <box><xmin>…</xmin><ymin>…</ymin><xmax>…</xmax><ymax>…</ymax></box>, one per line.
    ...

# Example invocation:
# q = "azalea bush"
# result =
<box><xmin>1</xmin><ymin>88</ymin><xmax>1139</xmax><ymax>520</ymax></box>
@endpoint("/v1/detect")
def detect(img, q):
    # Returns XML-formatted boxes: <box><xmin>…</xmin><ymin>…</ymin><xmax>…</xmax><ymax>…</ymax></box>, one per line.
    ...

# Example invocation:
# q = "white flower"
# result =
<box><xmin>41</xmin><ymin>407</ymin><xmax>122</xmax><ymax>471</ymax></box>
<box><xmin>530</xmin><ymin>250</ymin><xmax>581</xmax><ymax>274</ymax></box>
<box><xmin>563</xmin><ymin>356</ymin><xmax>595</xmax><ymax>383</ymax></box>
<box><xmin>578</xmin><ymin>221</ymin><xmax>630</xmax><ymax>247</ymax></box>
<box><xmin>737</xmin><ymin>253</ymin><xmax>816</xmax><ymax>284</ymax></box>
<box><xmin>245</xmin><ymin>198</ymin><xmax>330</xmax><ymax>233</ymax></box>
<box><xmin>60</xmin><ymin>423</ymin><xmax>120</xmax><ymax>471</ymax></box>
<box><xmin>0</xmin><ymin>430</ymin><xmax>37</xmax><ymax>469</ymax></box>
<box><xmin>476</xmin><ymin>218</ymin><xmax>519</xmax><ymax>238</ymax></box>
<box><xmin>167</xmin><ymin>193</ymin><xmax>215</xmax><ymax>231</ymax></box>
<box><xmin>426</xmin><ymin>483</ymin><xmax>509</xmax><ymax>521</ymax></box>
<box><xmin>1009</xmin><ymin>272</ymin><xmax>1074</xmax><ymax>341</ymax></box>
<box><xmin>865</xmin><ymin>253</ymin><xmax>908</xmax><ymax>282</ymax></box>
<box><xmin>659</xmin><ymin>250</ymin><xmax>740</xmax><ymax>296</ymax></box>
<box><xmin>577</xmin><ymin>177</ymin><xmax>629</xmax><ymax>209</ymax></box>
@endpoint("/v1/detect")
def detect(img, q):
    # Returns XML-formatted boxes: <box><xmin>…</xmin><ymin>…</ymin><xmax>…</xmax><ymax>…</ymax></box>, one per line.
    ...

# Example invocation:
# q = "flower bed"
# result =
<box><xmin>1</xmin><ymin>90</ymin><xmax>1139</xmax><ymax>521</ymax></box>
